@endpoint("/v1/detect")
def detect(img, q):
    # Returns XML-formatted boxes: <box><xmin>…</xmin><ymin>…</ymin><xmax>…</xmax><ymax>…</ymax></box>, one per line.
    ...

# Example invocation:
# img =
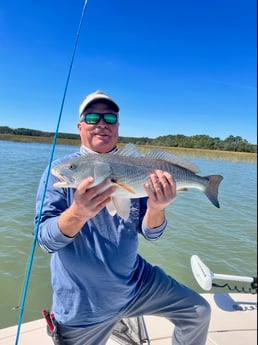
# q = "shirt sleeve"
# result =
<box><xmin>141</xmin><ymin>219</ymin><xmax>167</xmax><ymax>241</ymax></box>
<box><xmin>35</xmin><ymin>164</ymin><xmax>75</xmax><ymax>253</ymax></box>
<box><xmin>138</xmin><ymin>197</ymin><xmax>167</xmax><ymax>241</ymax></box>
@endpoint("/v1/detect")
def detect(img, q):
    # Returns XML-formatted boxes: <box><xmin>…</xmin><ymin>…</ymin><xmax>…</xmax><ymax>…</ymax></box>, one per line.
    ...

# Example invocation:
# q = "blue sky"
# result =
<box><xmin>0</xmin><ymin>0</ymin><xmax>257</xmax><ymax>144</ymax></box>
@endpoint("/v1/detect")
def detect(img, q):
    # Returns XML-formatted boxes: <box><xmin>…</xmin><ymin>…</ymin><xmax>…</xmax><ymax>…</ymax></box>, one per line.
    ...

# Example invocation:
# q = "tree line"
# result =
<box><xmin>0</xmin><ymin>126</ymin><xmax>256</xmax><ymax>153</ymax></box>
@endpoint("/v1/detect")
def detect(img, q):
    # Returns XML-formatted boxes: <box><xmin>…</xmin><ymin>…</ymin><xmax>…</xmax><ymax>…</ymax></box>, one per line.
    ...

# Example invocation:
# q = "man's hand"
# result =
<box><xmin>143</xmin><ymin>170</ymin><xmax>176</xmax><ymax>229</ymax></box>
<box><xmin>73</xmin><ymin>177</ymin><xmax>117</xmax><ymax>219</ymax></box>
<box><xmin>58</xmin><ymin>177</ymin><xmax>117</xmax><ymax>237</ymax></box>
<box><xmin>144</xmin><ymin>170</ymin><xmax>176</xmax><ymax>210</ymax></box>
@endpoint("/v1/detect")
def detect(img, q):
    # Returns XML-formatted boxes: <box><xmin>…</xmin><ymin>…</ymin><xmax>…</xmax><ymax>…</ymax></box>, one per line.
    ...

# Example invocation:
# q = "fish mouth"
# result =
<box><xmin>52</xmin><ymin>171</ymin><xmax>75</xmax><ymax>188</ymax></box>
<box><xmin>53</xmin><ymin>180</ymin><xmax>68</xmax><ymax>188</ymax></box>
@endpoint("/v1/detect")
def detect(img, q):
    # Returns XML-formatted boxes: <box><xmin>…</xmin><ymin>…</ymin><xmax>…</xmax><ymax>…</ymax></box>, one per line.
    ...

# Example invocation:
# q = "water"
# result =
<box><xmin>0</xmin><ymin>141</ymin><xmax>257</xmax><ymax>328</ymax></box>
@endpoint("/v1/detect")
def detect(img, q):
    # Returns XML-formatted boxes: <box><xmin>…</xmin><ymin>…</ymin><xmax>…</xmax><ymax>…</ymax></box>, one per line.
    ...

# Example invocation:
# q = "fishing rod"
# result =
<box><xmin>14</xmin><ymin>1</ymin><xmax>89</xmax><ymax>344</ymax></box>
<box><xmin>191</xmin><ymin>255</ymin><xmax>257</xmax><ymax>293</ymax></box>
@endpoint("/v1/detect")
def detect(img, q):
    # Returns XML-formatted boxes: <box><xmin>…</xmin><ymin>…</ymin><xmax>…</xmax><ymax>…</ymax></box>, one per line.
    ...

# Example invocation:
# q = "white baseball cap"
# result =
<box><xmin>79</xmin><ymin>90</ymin><xmax>119</xmax><ymax>119</ymax></box>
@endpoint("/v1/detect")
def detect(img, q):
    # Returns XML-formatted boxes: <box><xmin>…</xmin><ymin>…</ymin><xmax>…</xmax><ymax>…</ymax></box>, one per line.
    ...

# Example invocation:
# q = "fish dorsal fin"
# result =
<box><xmin>115</xmin><ymin>143</ymin><xmax>144</xmax><ymax>158</ymax></box>
<box><xmin>146</xmin><ymin>149</ymin><xmax>200</xmax><ymax>173</ymax></box>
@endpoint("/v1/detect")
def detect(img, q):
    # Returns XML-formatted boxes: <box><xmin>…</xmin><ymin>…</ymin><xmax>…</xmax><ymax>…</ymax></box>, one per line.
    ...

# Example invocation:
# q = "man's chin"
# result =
<box><xmin>92</xmin><ymin>136</ymin><xmax>114</xmax><ymax>153</ymax></box>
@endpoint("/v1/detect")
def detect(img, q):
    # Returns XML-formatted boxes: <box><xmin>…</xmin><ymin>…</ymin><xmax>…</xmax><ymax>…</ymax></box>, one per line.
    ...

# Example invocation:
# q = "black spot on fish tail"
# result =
<box><xmin>204</xmin><ymin>175</ymin><xmax>223</xmax><ymax>208</ymax></box>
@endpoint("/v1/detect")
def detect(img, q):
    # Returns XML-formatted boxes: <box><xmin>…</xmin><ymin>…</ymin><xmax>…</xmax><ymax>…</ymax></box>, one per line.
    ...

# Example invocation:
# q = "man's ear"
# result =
<box><xmin>77</xmin><ymin>122</ymin><xmax>82</xmax><ymax>132</ymax></box>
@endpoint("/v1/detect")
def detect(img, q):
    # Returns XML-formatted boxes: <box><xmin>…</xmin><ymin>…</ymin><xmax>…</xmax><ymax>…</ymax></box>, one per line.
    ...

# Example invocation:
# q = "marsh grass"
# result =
<box><xmin>119</xmin><ymin>143</ymin><xmax>257</xmax><ymax>163</ymax></box>
<box><xmin>0</xmin><ymin>134</ymin><xmax>256</xmax><ymax>163</ymax></box>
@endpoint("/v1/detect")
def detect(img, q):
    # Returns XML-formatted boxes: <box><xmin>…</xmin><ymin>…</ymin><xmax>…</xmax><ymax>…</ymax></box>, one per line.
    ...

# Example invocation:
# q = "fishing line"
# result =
<box><xmin>14</xmin><ymin>1</ymin><xmax>89</xmax><ymax>344</ymax></box>
<box><xmin>12</xmin><ymin>255</ymin><xmax>34</xmax><ymax>311</ymax></box>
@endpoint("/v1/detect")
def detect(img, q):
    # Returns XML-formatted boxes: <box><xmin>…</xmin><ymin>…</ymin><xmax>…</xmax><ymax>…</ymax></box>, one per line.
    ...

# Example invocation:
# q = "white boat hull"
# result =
<box><xmin>0</xmin><ymin>293</ymin><xmax>256</xmax><ymax>345</ymax></box>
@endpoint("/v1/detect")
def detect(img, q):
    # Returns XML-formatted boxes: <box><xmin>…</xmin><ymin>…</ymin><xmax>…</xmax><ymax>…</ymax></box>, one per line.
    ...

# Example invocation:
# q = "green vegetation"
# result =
<box><xmin>0</xmin><ymin>126</ymin><xmax>256</xmax><ymax>153</ymax></box>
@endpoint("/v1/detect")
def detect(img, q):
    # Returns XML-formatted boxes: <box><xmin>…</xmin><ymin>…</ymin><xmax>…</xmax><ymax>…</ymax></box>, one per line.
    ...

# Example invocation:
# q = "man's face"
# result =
<box><xmin>77</xmin><ymin>101</ymin><xmax>119</xmax><ymax>153</ymax></box>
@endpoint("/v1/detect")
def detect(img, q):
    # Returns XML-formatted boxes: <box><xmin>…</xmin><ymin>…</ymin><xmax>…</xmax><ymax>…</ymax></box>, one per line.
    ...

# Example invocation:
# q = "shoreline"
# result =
<box><xmin>0</xmin><ymin>133</ymin><xmax>256</xmax><ymax>163</ymax></box>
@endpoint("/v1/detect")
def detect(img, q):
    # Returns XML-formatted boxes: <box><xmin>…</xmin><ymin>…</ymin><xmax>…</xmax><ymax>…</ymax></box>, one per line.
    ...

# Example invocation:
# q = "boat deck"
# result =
<box><xmin>1</xmin><ymin>293</ymin><xmax>257</xmax><ymax>345</ymax></box>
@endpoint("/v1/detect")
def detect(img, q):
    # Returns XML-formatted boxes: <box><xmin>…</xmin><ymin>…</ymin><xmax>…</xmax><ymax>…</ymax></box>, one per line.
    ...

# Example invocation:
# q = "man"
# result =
<box><xmin>36</xmin><ymin>90</ymin><xmax>211</xmax><ymax>345</ymax></box>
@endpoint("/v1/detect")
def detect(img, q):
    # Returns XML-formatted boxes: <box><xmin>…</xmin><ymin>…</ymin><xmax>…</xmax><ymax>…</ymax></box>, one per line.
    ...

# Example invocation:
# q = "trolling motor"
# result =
<box><xmin>191</xmin><ymin>255</ymin><xmax>257</xmax><ymax>294</ymax></box>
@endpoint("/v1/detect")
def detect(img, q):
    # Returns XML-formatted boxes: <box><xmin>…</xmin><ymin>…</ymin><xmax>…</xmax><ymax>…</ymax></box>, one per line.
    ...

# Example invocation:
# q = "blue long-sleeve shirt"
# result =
<box><xmin>35</xmin><ymin>151</ymin><xmax>167</xmax><ymax>326</ymax></box>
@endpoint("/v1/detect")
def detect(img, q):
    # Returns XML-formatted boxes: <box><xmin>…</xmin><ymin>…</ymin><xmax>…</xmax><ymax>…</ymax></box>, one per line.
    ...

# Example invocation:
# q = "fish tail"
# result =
<box><xmin>204</xmin><ymin>175</ymin><xmax>223</xmax><ymax>208</ymax></box>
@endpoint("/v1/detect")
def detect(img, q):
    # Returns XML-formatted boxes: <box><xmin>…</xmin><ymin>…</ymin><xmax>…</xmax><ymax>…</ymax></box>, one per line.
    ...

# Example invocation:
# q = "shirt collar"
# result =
<box><xmin>80</xmin><ymin>145</ymin><xmax>118</xmax><ymax>155</ymax></box>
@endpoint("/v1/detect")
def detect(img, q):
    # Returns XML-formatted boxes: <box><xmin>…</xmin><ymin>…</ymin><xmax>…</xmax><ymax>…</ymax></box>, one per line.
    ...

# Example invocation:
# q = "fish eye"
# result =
<box><xmin>68</xmin><ymin>164</ymin><xmax>76</xmax><ymax>170</ymax></box>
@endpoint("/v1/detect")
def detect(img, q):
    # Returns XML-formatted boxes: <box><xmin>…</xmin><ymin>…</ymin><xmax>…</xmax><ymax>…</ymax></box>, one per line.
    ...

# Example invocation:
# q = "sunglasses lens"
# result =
<box><xmin>103</xmin><ymin>114</ymin><xmax>117</xmax><ymax>124</ymax></box>
<box><xmin>84</xmin><ymin>113</ymin><xmax>118</xmax><ymax>124</ymax></box>
<box><xmin>84</xmin><ymin>113</ymin><xmax>101</xmax><ymax>124</ymax></box>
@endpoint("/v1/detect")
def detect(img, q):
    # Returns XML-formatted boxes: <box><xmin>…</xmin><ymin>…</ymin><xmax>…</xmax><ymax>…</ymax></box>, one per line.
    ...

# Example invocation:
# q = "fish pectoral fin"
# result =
<box><xmin>113</xmin><ymin>182</ymin><xmax>136</xmax><ymax>195</ymax></box>
<box><xmin>111</xmin><ymin>197</ymin><xmax>131</xmax><ymax>220</ymax></box>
